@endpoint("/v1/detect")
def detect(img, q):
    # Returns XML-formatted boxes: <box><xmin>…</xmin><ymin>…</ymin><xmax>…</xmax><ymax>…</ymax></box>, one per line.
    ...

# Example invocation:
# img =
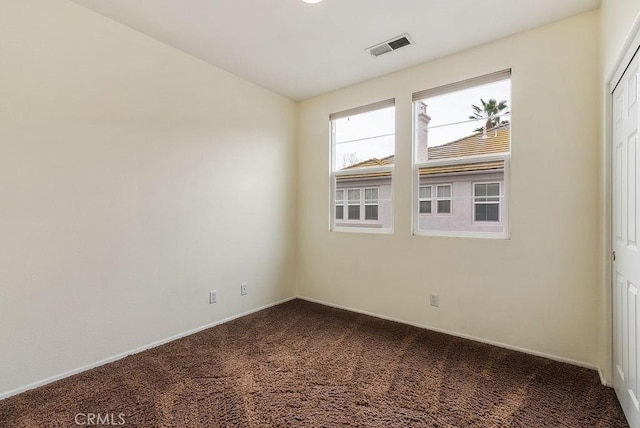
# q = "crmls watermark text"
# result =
<box><xmin>74</xmin><ymin>413</ymin><xmax>126</xmax><ymax>426</ymax></box>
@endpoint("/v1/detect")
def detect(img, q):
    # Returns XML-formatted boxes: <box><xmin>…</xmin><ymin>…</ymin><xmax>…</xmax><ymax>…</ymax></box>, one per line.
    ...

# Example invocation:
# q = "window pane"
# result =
<box><xmin>437</xmin><ymin>200</ymin><xmax>451</xmax><ymax>214</ymax></box>
<box><xmin>475</xmin><ymin>204</ymin><xmax>487</xmax><ymax>221</ymax></box>
<box><xmin>335</xmin><ymin>205</ymin><xmax>344</xmax><ymax>220</ymax></box>
<box><xmin>336</xmin><ymin>189</ymin><xmax>344</xmax><ymax>202</ymax></box>
<box><xmin>437</xmin><ymin>185</ymin><xmax>451</xmax><ymax>198</ymax></box>
<box><xmin>474</xmin><ymin>183</ymin><xmax>487</xmax><ymax>197</ymax></box>
<box><xmin>332</xmin><ymin>103</ymin><xmax>394</xmax><ymax>232</ymax></box>
<box><xmin>414</xmin><ymin>74</ymin><xmax>509</xmax><ymax>237</ymax></box>
<box><xmin>334</xmin><ymin>106</ymin><xmax>395</xmax><ymax>170</ymax></box>
<box><xmin>486</xmin><ymin>204</ymin><xmax>499</xmax><ymax>221</ymax></box>
<box><xmin>487</xmin><ymin>183</ymin><xmax>500</xmax><ymax>196</ymax></box>
<box><xmin>365</xmin><ymin>188</ymin><xmax>378</xmax><ymax>202</ymax></box>
<box><xmin>475</xmin><ymin>203</ymin><xmax>500</xmax><ymax>222</ymax></box>
<box><xmin>475</xmin><ymin>183</ymin><xmax>499</xmax><ymax>203</ymax></box>
<box><xmin>348</xmin><ymin>205</ymin><xmax>360</xmax><ymax>220</ymax></box>
<box><xmin>419</xmin><ymin>186</ymin><xmax>431</xmax><ymax>199</ymax></box>
<box><xmin>365</xmin><ymin>205</ymin><xmax>378</xmax><ymax>220</ymax></box>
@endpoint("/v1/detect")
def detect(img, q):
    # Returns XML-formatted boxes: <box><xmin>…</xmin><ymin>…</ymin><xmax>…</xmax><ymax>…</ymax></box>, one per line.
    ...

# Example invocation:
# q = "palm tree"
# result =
<box><xmin>469</xmin><ymin>98</ymin><xmax>509</xmax><ymax>132</ymax></box>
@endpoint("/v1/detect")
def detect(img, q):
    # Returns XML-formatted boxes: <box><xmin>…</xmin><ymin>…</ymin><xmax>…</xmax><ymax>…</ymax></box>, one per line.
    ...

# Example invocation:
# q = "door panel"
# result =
<box><xmin>629</xmin><ymin>137</ymin><xmax>637</xmax><ymax>249</ymax></box>
<box><xmin>628</xmin><ymin>281</ymin><xmax>638</xmax><ymax>410</ymax></box>
<box><xmin>618</xmin><ymin>142</ymin><xmax>625</xmax><ymax>243</ymax></box>
<box><xmin>617</xmin><ymin>273</ymin><xmax>625</xmax><ymax>382</ymax></box>
<box><xmin>613</xmin><ymin>50</ymin><xmax>640</xmax><ymax>428</ymax></box>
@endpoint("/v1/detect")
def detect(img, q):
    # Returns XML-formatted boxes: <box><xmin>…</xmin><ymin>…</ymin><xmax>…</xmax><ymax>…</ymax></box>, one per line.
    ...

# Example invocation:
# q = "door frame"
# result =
<box><xmin>606</xmin><ymin>16</ymin><xmax>640</xmax><ymax>387</ymax></box>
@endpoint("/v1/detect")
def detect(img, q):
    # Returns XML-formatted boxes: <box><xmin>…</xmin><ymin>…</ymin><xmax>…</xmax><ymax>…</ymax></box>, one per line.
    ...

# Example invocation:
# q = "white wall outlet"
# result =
<box><xmin>209</xmin><ymin>291</ymin><xmax>217</xmax><ymax>304</ymax></box>
<box><xmin>430</xmin><ymin>293</ymin><xmax>439</xmax><ymax>307</ymax></box>
<box><xmin>241</xmin><ymin>283</ymin><xmax>247</xmax><ymax>296</ymax></box>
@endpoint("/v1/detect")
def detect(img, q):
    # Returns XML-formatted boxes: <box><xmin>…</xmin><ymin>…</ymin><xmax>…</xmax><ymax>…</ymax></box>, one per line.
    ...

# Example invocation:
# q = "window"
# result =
<box><xmin>335</xmin><ymin>189</ymin><xmax>344</xmax><ymax>220</ymax></box>
<box><xmin>364</xmin><ymin>188</ymin><xmax>379</xmax><ymax>220</ymax></box>
<box><xmin>335</xmin><ymin>187</ymin><xmax>380</xmax><ymax>223</ymax></box>
<box><xmin>413</xmin><ymin>69</ymin><xmax>510</xmax><ymax>238</ymax></box>
<box><xmin>474</xmin><ymin>182</ymin><xmax>500</xmax><ymax>222</ymax></box>
<box><xmin>347</xmin><ymin>189</ymin><xmax>361</xmax><ymax>220</ymax></box>
<box><xmin>436</xmin><ymin>184</ymin><xmax>452</xmax><ymax>214</ymax></box>
<box><xmin>331</xmin><ymin>100</ymin><xmax>395</xmax><ymax>231</ymax></box>
<box><xmin>419</xmin><ymin>186</ymin><xmax>432</xmax><ymax>214</ymax></box>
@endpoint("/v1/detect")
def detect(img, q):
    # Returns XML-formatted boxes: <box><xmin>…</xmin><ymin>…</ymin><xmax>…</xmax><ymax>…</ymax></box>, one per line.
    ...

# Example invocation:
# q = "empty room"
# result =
<box><xmin>1</xmin><ymin>0</ymin><xmax>640</xmax><ymax>426</ymax></box>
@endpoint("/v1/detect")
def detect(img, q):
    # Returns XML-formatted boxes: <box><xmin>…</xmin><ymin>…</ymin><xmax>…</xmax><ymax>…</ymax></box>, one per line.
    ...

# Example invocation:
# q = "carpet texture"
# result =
<box><xmin>0</xmin><ymin>299</ymin><xmax>629</xmax><ymax>427</ymax></box>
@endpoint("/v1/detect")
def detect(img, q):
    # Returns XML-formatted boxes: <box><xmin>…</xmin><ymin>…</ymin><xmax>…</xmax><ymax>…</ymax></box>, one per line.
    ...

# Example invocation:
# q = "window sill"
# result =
<box><xmin>336</xmin><ymin>221</ymin><xmax>383</xmax><ymax>228</ymax></box>
<box><xmin>414</xmin><ymin>230</ymin><xmax>509</xmax><ymax>240</ymax></box>
<box><xmin>333</xmin><ymin>225</ymin><xmax>393</xmax><ymax>235</ymax></box>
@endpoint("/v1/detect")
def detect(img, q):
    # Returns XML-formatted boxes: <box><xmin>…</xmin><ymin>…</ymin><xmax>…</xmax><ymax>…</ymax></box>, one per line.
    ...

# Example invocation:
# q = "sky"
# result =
<box><xmin>333</xmin><ymin>79</ymin><xmax>511</xmax><ymax>169</ymax></box>
<box><xmin>334</xmin><ymin>106</ymin><xmax>395</xmax><ymax>169</ymax></box>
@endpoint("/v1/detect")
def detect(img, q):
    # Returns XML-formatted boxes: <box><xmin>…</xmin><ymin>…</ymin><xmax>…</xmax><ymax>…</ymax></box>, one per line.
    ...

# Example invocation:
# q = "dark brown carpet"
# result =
<box><xmin>0</xmin><ymin>299</ymin><xmax>628</xmax><ymax>427</ymax></box>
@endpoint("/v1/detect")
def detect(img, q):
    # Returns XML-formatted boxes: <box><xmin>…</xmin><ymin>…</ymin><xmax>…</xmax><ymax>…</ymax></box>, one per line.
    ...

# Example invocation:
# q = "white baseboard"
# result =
<box><xmin>598</xmin><ymin>366</ymin><xmax>612</xmax><ymax>387</ymax></box>
<box><xmin>297</xmin><ymin>295</ymin><xmax>598</xmax><ymax>371</ymax></box>
<box><xmin>0</xmin><ymin>296</ymin><xmax>295</xmax><ymax>401</ymax></box>
<box><xmin>2</xmin><ymin>294</ymin><xmax>603</xmax><ymax>401</ymax></box>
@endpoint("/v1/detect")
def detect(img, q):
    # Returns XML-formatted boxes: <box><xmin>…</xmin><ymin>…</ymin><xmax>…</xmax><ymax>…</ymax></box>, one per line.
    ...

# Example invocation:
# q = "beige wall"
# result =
<box><xmin>0</xmin><ymin>0</ymin><xmax>296</xmax><ymax>397</ymax></box>
<box><xmin>297</xmin><ymin>11</ymin><xmax>601</xmax><ymax>367</ymax></box>
<box><xmin>599</xmin><ymin>0</ymin><xmax>640</xmax><ymax>385</ymax></box>
<box><xmin>601</xmin><ymin>0</ymin><xmax>640</xmax><ymax>79</ymax></box>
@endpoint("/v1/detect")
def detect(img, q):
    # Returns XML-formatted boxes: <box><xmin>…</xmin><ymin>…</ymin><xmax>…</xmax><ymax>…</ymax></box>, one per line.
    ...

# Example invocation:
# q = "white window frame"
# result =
<box><xmin>412</xmin><ymin>70</ymin><xmax>511</xmax><ymax>239</ymax></box>
<box><xmin>418</xmin><ymin>185</ymin><xmax>433</xmax><ymax>215</ymax></box>
<box><xmin>472</xmin><ymin>181</ymin><xmax>501</xmax><ymax>223</ymax></box>
<box><xmin>435</xmin><ymin>184</ymin><xmax>453</xmax><ymax>215</ymax></box>
<box><xmin>330</xmin><ymin>99</ymin><xmax>395</xmax><ymax>234</ymax></box>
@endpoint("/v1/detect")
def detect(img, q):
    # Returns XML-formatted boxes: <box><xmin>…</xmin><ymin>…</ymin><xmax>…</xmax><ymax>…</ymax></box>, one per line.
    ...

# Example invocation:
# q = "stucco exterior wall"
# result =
<box><xmin>419</xmin><ymin>172</ymin><xmax>505</xmax><ymax>234</ymax></box>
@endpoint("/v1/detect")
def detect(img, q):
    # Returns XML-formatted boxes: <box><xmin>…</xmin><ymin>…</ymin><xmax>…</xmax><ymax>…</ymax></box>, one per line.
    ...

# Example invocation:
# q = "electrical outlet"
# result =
<box><xmin>241</xmin><ymin>283</ymin><xmax>248</xmax><ymax>296</ymax></box>
<box><xmin>430</xmin><ymin>293</ymin><xmax>439</xmax><ymax>307</ymax></box>
<box><xmin>209</xmin><ymin>291</ymin><xmax>217</xmax><ymax>304</ymax></box>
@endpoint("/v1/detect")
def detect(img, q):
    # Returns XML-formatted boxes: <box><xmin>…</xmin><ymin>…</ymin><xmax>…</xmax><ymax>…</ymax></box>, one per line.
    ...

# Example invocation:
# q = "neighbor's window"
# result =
<box><xmin>331</xmin><ymin>99</ymin><xmax>395</xmax><ymax>231</ymax></box>
<box><xmin>436</xmin><ymin>184</ymin><xmax>452</xmax><ymax>214</ymax></box>
<box><xmin>413</xmin><ymin>70</ymin><xmax>510</xmax><ymax>238</ymax></box>
<box><xmin>336</xmin><ymin>187</ymin><xmax>380</xmax><ymax>222</ymax></box>
<box><xmin>474</xmin><ymin>182</ymin><xmax>501</xmax><ymax>222</ymax></box>
<box><xmin>364</xmin><ymin>188</ymin><xmax>379</xmax><ymax>220</ymax></box>
<box><xmin>347</xmin><ymin>189</ymin><xmax>361</xmax><ymax>220</ymax></box>
<box><xmin>419</xmin><ymin>186</ymin><xmax>432</xmax><ymax>214</ymax></box>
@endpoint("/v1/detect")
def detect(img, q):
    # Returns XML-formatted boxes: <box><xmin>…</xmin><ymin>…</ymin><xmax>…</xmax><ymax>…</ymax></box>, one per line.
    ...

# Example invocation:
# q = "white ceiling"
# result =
<box><xmin>71</xmin><ymin>0</ymin><xmax>601</xmax><ymax>101</ymax></box>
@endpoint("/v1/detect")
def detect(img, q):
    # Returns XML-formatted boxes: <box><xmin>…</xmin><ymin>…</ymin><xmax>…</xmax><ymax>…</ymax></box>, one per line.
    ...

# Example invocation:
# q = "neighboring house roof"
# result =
<box><xmin>427</xmin><ymin>124</ymin><xmax>509</xmax><ymax>159</ymax></box>
<box><xmin>342</xmin><ymin>155</ymin><xmax>395</xmax><ymax>169</ymax></box>
<box><xmin>421</xmin><ymin>124</ymin><xmax>508</xmax><ymax>176</ymax></box>
<box><xmin>338</xmin><ymin>155</ymin><xmax>394</xmax><ymax>180</ymax></box>
<box><xmin>419</xmin><ymin>160</ymin><xmax>505</xmax><ymax>176</ymax></box>
<box><xmin>337</xmin><ymin>124</ymin><xmax>509</xmax><ymax>180</ymax></box>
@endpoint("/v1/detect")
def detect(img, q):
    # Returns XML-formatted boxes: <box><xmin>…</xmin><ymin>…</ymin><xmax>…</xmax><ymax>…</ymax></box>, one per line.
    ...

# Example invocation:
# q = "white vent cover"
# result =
<box><xmin>366</xmin><ymin>34</ymin><xmax>414</xmax><ymax>57</ymax></box>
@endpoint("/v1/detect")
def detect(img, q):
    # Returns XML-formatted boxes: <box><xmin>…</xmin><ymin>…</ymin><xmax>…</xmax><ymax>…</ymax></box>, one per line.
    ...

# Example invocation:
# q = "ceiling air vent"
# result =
<box><xmin>367</xmin><ymin>34</ymin><xmax>413</xmax><ymax>57</ymax></box>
